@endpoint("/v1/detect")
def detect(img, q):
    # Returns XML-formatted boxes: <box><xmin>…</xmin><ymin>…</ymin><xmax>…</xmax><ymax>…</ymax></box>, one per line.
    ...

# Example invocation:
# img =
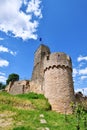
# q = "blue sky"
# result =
<box><xmin>0</xmin><ymin>0</ymin><xmax>87</xmax><ymax>95</ymax></box>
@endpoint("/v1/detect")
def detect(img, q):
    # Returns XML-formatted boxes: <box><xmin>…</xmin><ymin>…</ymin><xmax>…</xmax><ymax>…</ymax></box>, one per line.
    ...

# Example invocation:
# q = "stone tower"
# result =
<box><xmin>44</xmin><ymin>52</ymin><xmax>75</xmax><ymax>114</ymax></box>
<box><xmin>31</xmin><ymin>44</ymin><xmax>50</xmax><ymax>93</ymax></box>
<box><xmin>6</xmin><ymin>44</ymin><xmax>75</xmax><ymax>114</ymax></box>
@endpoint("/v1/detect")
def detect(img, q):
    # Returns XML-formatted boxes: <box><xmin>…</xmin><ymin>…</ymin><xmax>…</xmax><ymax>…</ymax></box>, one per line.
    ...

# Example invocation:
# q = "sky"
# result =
<box><xmin>0</xmin><ymin>0</ymin><xmax>87</xmax><ymax>95</ymax></box>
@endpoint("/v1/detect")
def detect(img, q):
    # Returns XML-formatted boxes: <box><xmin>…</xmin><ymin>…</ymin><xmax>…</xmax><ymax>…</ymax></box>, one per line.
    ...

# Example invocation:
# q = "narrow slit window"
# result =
<box><xmin>58</xmin><ymin>54</ymin><xmax>60</xmax><ymax>60</ymax></box>
<box><xmin>47</xmin><ymin>56</ymin><xmax>49</xmax><ymax>60</ymax></box>
<box><xmin>42</xmin><ymin>52</ymin><xmax>46</xmax><ymax>57</ymax></box>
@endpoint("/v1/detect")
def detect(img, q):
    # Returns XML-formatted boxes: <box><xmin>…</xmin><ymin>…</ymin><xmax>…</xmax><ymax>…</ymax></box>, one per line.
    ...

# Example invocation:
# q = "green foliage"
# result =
<box><xmin>16</xmin><ymin>92</ymin><xmax>46</xmax><ymax>99</ymax></box>
<box><xmin>0</xmin><ymin>92</ymin><xmax>87</xmax><ymax>130</ymax></box>
<box><xmin>71</xmin><ymin>102</ymin><xmax>87</xmax><ymax>130</ymax></box>
<box><xmin>13</xmin><ymin>126</ymin><xmax>29</xmax><ymax>130</ymax></box>
<box><xmin>16</xmin><ymin>92</ymin><xmax>51</xmax><ymax>111</ymax></box>
<box><xmin>0</xmin><ymin>82</ymin><xmax>6</xmax><ymax>90</ymax></box>
<box><xmin>0</xmin><ymin>92</ymin><xmax>51</xmax><ymax>111</ymax></box>
<box><xmin>6</xmin><ymin>73</ymin><xmax>19</xmax><ymax>85</ymax></box>
<box><xmin>0</xmin><ymin>82</ymin><xmax>3</xmax><ymax>89</ymax></box>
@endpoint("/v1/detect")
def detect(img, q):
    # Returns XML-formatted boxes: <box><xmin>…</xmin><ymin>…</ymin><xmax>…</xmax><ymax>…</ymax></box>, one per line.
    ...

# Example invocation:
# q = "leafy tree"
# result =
<box><xmin>6</xmin><ymin>73</ymin><xmax>19</xmax><ymax>85</ymax></box>
<box><xmin>0</xmin><ymin>82</ymin><xmax>3</xmax><ymax>90</ymax></box>
<box><xmin>0</xmin><ymin>82</ymin><xmax>6</xmax><ymax>90</ymax></box>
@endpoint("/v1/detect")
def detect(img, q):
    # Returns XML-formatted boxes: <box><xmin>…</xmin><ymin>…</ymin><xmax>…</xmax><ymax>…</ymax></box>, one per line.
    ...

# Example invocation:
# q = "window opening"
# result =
<box><xmin>47</xmin><ymin>55</ymin><xmax>49</xmax><ymax>60</ymax></box>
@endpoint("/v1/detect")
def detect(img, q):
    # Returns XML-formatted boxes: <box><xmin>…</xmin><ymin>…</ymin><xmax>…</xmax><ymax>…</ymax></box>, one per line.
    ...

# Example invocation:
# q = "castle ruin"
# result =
<box><xmin>6</xmin><ymin>44</ymin><xmax>75</xmax><ymax>114</ymax></box>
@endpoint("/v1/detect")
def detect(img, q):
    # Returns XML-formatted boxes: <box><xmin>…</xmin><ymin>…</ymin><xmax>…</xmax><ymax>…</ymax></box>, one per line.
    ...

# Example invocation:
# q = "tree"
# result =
<box><xmin>0</xmin><ymin>82</ymin><xmax>3</xmax><ymax>90</ymax></box>
<box><xmin>0</xmin><ymin>82</ymin><xmax>6</xmax><ymax>90</ymax></box>
<box><xmin>6</xmin><ymin>73</ymin><xmax>19</xmax><ymax>85</ymax></box>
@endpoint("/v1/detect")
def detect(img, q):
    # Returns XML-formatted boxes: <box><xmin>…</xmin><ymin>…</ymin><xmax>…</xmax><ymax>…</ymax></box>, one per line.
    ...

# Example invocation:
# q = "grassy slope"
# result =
<box><xmin>0</xmin><ymin>92</ymin><xmax>86</xmax><ymax>130</ymax></box>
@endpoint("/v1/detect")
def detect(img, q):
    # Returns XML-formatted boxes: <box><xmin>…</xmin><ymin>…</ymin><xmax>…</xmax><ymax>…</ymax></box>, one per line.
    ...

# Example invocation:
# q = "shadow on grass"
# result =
<box><xmin>13</xmin><ymin>126</ymin><xmax>28</xmax><ymax>130</ymax></box>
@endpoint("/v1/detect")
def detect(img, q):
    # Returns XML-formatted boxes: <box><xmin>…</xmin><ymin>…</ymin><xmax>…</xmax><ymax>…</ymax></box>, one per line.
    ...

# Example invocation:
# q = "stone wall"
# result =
<box><xmin>75</xmin><ymin>92</ymin><xmax>87</xmax><ymax>110</ymax></box>
<box><xmin>44</xmin><ymin>53</ymin><xmax>75</xmax><ymax>114</ymax></box>
<box><xmin>31</xmin><ymin>44</ymin><xmax>50</xmax><ymax>89</ymax></box>
<box><xmin>33</xmin><ymin>44</ymin><xmax>50</xmax><ymax>67</ymax></box>
<box><xmin>30</xmin><ymin>80</ymin><xmax>43</xmax><ymax>94</ymax></box>
<box><xmin>6</xmin><ymin>80</ymin><xmax>30</xmax><ymax>95</ymax></box>
<box><xmin>5</xmin><ymin>44</ymin><xmax>76</xmax><ymax>114</ymax></box>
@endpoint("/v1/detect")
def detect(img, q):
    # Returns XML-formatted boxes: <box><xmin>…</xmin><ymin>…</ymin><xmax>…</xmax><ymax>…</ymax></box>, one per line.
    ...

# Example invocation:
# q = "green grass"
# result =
<box><xmin>0</xmin><ymin>92</ymin><xmax>86</xmax><ymax>130</ymax></box>
<box><xmin>16</xmin><ymin>92</ymin><xmax>45</xmax><ymax>99</ymax></box>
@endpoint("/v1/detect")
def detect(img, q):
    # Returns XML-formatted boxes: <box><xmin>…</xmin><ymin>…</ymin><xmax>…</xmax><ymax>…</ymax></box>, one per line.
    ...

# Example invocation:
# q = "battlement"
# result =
<box><xmin>44</xmin><ymin>52</ymin><xmax>74</xmax><ymax>113</ymax></box>
<box><xmin>44</xmin><ymin>52</ymin><xmax>72</xmax><ymax>72</ymax></box>
<box><xmin>6</xmin><ymin>44</ymin><xmax>75</xmax><ymax>114</ymax></box>
<box><xmin>44</xmin><ymin>65</ymin><xmax>72</xmax><ymax>73</ymax></box>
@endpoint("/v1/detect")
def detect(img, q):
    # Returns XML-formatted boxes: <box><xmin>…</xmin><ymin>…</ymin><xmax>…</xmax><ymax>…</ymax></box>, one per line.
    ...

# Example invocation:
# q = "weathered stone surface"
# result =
<box><xmin>7</xmin><ymin>80</ymin><xmax>30</xmax><ymax>95</ymax></box>
<box><xmin>44</xmin><ymin>53</ymin><xmax>75</xmax><ymax>114</ymax></box>
<box><xmin>30</xmin><ymin>80</ymin><xmax>43</xmax><ymax>94</ymax></box>
<box><xmin>5</xmin><ymin>44</ymin><xmax>76</xmax><ymax>114</ymax></box>
<box><xmin>31</xmin><ymin>44</ymin><xmax>50</xmax><ymax>88</ymax></box>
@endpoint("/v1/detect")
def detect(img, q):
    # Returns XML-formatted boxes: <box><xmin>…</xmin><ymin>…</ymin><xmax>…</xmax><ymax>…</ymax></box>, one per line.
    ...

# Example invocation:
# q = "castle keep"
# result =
<box><xmin>31</xmin><ymin>44</ymin><xmax>50</xmax><ymax>92</ymax></box>
<box><xmin>6</xmin><ymin>44</ymin><xmax>75</xmax><ymax>114</ymax></box>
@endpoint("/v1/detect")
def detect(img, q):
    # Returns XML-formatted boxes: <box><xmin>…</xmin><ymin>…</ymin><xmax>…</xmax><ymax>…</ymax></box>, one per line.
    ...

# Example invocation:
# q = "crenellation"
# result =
<box><xmin>5</xmin><ymin>44</ymin><xmax>76</xmax><ymax>114</ymax></box>
<box><xmin>44</xmin><ymin>65</ymin><xmax>72</xmax><ymax>73</ymax></box>
<box><xmin>44</xmin><ymin>53</ymin><xmax>72</xmax><ymax>71</ymax></box>
<box><xmin>43</xmin><ymin>52</ymin><xmax>75</xmax><ymax>114</ymax></box>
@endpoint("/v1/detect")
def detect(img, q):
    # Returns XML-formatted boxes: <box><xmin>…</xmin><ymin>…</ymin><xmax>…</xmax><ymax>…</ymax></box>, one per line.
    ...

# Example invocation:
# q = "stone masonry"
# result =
<box><xmin>6</xmin><ymin>80</ymin><xmax>30</xmax><ymax>95</ymax></box>
<box><xmin>6</xmin><ymin>44</ymin><xmax>75</xmax><ymax>114</ymax></box>
<box><xmin>44</xmin><ymin>53</ymin><xmax>75</xmax><ymax>114</ymax></box>
<box><xmin>31</xmin><ymin>44</ymin><xmax>50</xmax><ymax>92</ymax></box>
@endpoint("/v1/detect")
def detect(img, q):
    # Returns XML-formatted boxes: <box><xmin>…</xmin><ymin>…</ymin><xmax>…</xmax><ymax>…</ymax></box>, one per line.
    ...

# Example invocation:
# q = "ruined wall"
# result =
<box><xmin>30</xmin><ymin>81</ymin><xmax>43</xmax><ymax>94</ymax></box>
<box><xmin>44</xmin><ymin>53</ymin><xmax>75</xmax><ymax>114</ymax></box>
<box><xmin>75</xmin><ymin>92</ymin><xmax>87</xmax><ymax>110</ymax></box>
<box><xmin>6</xmin><ymin>80</ymin><xmax>30</xmax><ymax>95</ymax></box>
<box><xmin>5</xmin><ymin>44</ymin><xmax>76</xmax><ymax>114</ymax></box>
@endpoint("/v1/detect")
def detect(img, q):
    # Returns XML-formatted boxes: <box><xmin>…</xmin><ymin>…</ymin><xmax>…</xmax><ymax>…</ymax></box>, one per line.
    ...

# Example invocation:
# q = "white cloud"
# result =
<box><xmin>0</xmin><ymin>0</ymin><xmax>42</xmax><ymax>40</ymax></box>
<box><xmin>0</xmin><ymin>45</ymin><xmax>17</xmax><ymax>56</ymax></box>
<box><xmin>79</xmin><ymin>67</ymin><xmax>87</xmax><ymax>75</ymax></box>
<box><xmin>0</xmin><ymin>72</ymin><xmax>5</xmax><ymax>76</ymax></box>
<box><xmin>23</xmin><ymin>0</ymin><xmax>28</xmax><ymax>5</ymax></box>
<box><xmin>78</xmin><ymin>62</ymin><xmax>85</xmax><ymax>67</ymax></box>
<box><xmin>10</xmin><ymin>51</ymin><xmax>17</xmax><ymax>56</ymax></box>
<box><xmin>77</xmin><ymin>55</ymin><xmax>87</xmax><ymax>62</ymax></box>
<box><xmin>0</xmin><ymin>75</ymin><xmax>7</xmax><ymax>83</ymax></box>
<box><xmin>0</xmin><ymin>71</ymin><xmax>7</xmax><ymax>83</ymax></box>
<box><xmin>80</xmin><ymin>76</ymin><xmax>87</xmax><ymax>80</ymax></box>
<box><xmin>74</xmin><ymin>55</ymin><xmax>87</xmax><ymax>96</ymax></box>
<box><xmin>0</xmin><ymin>58</ymin><xmax>9</xmax><ymax>67</ymax></box>
<box><xmin>0</xmin><ymin>37</ymin><xmax>4</xmax><ymax>41</ymax></box>
<box><xmin>27</xmin><ymin>0</ymin><xmax>42</xmax><ymax>18</ymax></box>
<box><xmin>73</xmin><ymin>68</ymin><xmax>78</xmax><ymax>77</ymax></box>
<box><xmin>0</xmin><ymin>45</ymin><xmax>9</xmax><ymax>52</ymax></box>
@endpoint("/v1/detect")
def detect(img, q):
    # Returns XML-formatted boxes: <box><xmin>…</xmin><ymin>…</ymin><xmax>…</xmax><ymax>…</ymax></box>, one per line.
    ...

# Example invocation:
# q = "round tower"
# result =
<box><xmin>44</xmin><ymin>52</ymin><xmax>75</xmax><ymax>114</ymax></box>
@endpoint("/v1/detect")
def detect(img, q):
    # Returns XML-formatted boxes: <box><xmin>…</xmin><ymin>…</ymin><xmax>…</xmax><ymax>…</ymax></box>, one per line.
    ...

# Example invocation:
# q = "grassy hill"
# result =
<box><xmin>0</xmin><ymin>92</ymin><xmax>86</xmax><ymax>130</ymax></box>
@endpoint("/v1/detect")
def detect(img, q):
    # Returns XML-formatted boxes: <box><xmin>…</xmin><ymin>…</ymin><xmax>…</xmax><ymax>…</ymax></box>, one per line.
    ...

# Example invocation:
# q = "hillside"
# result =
<box><xmin>0</xmin><ymin>92</ymin><xmax>86</xmax><ymax>130</ymax></box>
